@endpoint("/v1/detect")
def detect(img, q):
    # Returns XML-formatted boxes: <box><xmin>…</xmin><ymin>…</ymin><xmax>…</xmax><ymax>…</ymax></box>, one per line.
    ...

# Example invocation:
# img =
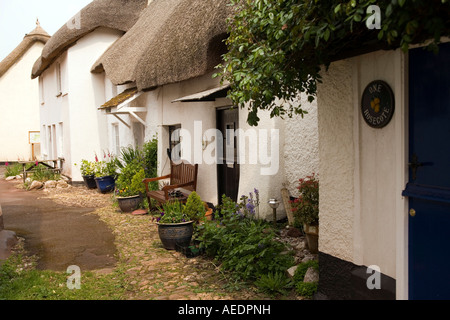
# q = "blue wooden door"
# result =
<box><xmin>403</xmin><ymin>42</ymin><xmax>450</xmax><ymax>299</ymax></box>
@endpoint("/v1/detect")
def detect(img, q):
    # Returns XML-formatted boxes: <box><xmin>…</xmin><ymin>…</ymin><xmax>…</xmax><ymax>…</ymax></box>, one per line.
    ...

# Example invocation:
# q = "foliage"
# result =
<box><xmin>182</xmin><ymin>191</ymin><xmax>206</xmax><ymax>223</ymax></box>
<box><xmin>76</xmin><ymin>159</ymin><xmax>96</xmax><ymax>176</ymax></box>
<box><xmin>254</xmin><ymin>271</ymin><xmax>293</xmax><ymax>296</ymax></box>
<box><xmin>155</xmin><ymin>200</ymin><xmax>190</xmax><ymax>224</ymax></box>
<box><xmin>196</xmin><ymin>194</ymin><xmax>294</xmax><ymax>281</ymax></box>
<box><xmin>292</xmin><ymin>260</ymin><xmax>319</xmax><ymax>298</ymax></box>
<box><xmin>4</xmin><ymin>162</ymin><xmax>22</xmax><ymax>178</ymax></box>
<box><xmin>115</xmin><ymin>160</ymin><xmax>146</xmax><ymax>197</ymax></box>
<box><xmin>29</xmin><ymin>164</ymin><xmax>61</xmax><ymax>182</ymax></box>
<box><xmin>217</xmin><ymin>0</ymin><xmax>450</xmax><ymax>126</ymax></box>
<box><xmin>94</xmin><ymin>153</ymin><xmax>119</xmax><ymax>178</ymax></box>
<box><xmin>290</xmin><ymin>173</ymin><xmax>319</xmax><ymax>226</ymax></box>
<box><xmin>238</xmin><ymin>188</ymin><xmax>260</xmax><ymax>218</ymax></box>
<box><xmin>296</xmin><ymin>281</ymin><xmax>318</xmax><ymax>298</ymax></box>
<box><xmin>142</xmin><ymin>136</ymin><xmax>158</xmax><ymax>179</ymax></box>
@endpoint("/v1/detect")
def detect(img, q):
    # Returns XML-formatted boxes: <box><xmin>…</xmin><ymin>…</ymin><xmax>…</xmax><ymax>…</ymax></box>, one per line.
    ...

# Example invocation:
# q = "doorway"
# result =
<box><xmin>405</xmin><ymin>42</ymin><xmax>450</xmax><ymax>299</ymax></box>
<box><xmin>217</xmin><ymin>107</ymin><xmax>240</xmax><ymax>203</ymax></box>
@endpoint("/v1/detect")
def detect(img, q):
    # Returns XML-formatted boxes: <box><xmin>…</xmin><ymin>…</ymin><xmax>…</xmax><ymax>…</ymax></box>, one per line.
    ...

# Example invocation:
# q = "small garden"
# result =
<box><xmin>2</xmin><ymin>137</ymin><xmax>320</xmax><ymax>299</ymax></box>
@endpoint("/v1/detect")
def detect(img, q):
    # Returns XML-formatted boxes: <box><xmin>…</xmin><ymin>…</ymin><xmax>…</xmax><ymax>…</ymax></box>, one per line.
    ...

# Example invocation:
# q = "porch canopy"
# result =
<box><xmin>171</xmin><ymin>84</ymin><xmax>230</xmax><ymax>103</ymax></box>
<box><xmin>98</xmin><ymin>87</ymin><xmax>146</xmax><ymax>127</ymax></box>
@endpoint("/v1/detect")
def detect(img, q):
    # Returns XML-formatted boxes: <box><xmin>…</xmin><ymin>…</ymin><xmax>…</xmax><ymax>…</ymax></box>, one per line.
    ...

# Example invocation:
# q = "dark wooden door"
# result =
<box><xmin>217</xmin><ymin>107</ymin><xmax>240</xmax><ymax>203</ymax></box>
<box><xmin>403</xmin><ymin>42</ymin><xmax>450</xmax><ymax>299</ymax></box>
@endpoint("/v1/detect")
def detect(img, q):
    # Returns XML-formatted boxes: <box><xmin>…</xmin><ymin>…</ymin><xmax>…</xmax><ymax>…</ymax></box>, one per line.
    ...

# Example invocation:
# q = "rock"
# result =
<box><xmin>44</xmin><ymin>180</ymin><xmax>57</xmax><ymax>188</ymax></box>
<box><xmin>286</xmin><ymin>265</ymin><xmax>298</xmax><ymax>278</ymax></box>
<box><xmin>29</xmin><ymin>180</ymin><xmax>43</xmax><ymax>190</ymax></box>
<box><xmin>15</xmin><ymin>175</ymin><xmax>22</xmax><ymax>179</ymax></box>
<box><xmin>295</xmin><ymin>241</ymin><xmax>306</xmax><ymax>251</ymax></box>
<box><xmin>25</xmin><ymin>177</ymin><xmax>32</xmax><ymax>184</ymax></box>
<box><xmin>303</xmin><ymin>267</ymin><xmax>319</xmax><ymax>283</ymax></box>
<box><xmin>57</xmin><ymin>180</ymin><xmax>68</xmax><ymax>188</ymax></box>
<box><xmin>5</xmin><ymin>176</ymin><xmax>16</xmax><ymax>181</ymax></box>
<box><xmin>287</xmin><ymin>227</ymin><xmax>303</xmax><ymax>237</ymax></box>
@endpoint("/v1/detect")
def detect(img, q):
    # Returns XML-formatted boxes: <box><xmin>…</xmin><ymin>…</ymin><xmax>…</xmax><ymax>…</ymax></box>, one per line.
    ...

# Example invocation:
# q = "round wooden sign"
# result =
<box><xmin>361</xmin><ymin>80</ymin><xmax>395</xmax><ymax>128</ymax></box>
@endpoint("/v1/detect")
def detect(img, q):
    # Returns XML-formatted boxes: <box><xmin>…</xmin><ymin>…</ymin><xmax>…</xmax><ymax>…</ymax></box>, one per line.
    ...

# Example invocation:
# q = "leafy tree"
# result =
<box><xmin>217</xmin><ymin>0</ymin><xmax>450</xmax><ymax>126</ymax></box>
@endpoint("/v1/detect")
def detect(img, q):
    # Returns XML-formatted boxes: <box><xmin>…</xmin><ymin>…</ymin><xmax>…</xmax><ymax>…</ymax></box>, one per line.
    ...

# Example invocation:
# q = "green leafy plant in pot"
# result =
<box><xmin>154</xmin><ymin>191</ymin><xmax>205</xmax><ymax>250</ymax></box>
<box><xmin>115</xmin><ymin>162</ymin><xmax>146</xmax><ymax>213</ymax></box>
<box><xmin>291</xmin><ymin>173</ymin><xmax>319</xmax><ymax>253</ymax></box>
<box><xmin>76</xmin><ymin>159</ymin><xmax>97</xmax><ymax>189</ymax></box>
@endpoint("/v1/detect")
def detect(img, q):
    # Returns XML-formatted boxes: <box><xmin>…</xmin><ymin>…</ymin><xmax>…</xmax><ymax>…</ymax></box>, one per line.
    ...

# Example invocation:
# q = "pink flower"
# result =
<box><xmin>35</xmin><ymin>160</ymin><xmax>38</xmax><ymax>166</ymax></box>
<box><xmin>95</xmin><ymin>154</ymin><xmax>99</xmax><ymax>162</ymax></box>
<box><xmin>5</xmin><ymin>162</ymin><xmax>9</xmax><ymax>167</ymax></box>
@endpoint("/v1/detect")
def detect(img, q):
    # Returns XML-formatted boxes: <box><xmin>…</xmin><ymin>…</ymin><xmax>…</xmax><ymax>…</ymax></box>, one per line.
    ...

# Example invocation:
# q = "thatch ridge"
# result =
<box><xmin>31</xmin><ymin>0</ymin><xmax>148</xmax><ymax>79</ymax></box>
<box><xmin>95</xmin><ymin>0</ymin><xmax>235</xmax><ymax>91</ymax></box>
<box><xmin>0</xmin><ymin>24</ymin><xmax>50</xmax><ymax>78</ymax></box>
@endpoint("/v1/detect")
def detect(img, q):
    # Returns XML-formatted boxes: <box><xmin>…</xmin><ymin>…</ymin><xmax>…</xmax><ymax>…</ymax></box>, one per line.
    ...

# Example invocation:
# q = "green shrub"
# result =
<box><xmin>183</xmin><ymin>191</ymin><xmax>205</xmax><ymax>223</ymax></box>
<box><xmin>196</xmin><ymin>195</ymin><xmax>294</xmax><ymax>281</ymax></box>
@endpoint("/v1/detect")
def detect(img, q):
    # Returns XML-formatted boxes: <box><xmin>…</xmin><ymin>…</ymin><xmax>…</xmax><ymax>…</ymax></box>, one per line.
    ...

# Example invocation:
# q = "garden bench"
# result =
<box><xmin>142</xmin><ymin>160</ymin><xmax>198</xmax><ymax>211</ymax></box>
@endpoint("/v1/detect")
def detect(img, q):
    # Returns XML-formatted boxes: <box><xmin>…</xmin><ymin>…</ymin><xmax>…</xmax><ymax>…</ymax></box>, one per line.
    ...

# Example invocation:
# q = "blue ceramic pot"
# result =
<box><xmin>94</xmin><ymin>175</ymin><xmax>115</xmax><ymax>193</ymax></box>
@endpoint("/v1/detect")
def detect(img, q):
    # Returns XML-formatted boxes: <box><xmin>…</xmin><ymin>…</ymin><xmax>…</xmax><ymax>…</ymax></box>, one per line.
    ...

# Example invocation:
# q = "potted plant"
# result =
<box><xmin>77</xmin><ymin>160</ymin><xmax>97</xmax><ymax>189</ymax></box>
<box><xmin>115</xmin><ymin>164</ymin><xmax>146</xmax><ymax>213</ymax></box>
<box><xmin>154</xmin><ymin>191</ymin><xmax>206</xmax><ymax>250</ymax></box>
<box><xmin>155</xmin><ymin>200</ymin><xmax>194</xmax><ymax>250</ymax></box>
<box><xmin>94</xmin><ymin>153</ymin><xmax>118</xmax><ymax>193</ymax></box>
<box><xmin>291</xmin><ymin>173</ymin><xmax>319</xmax><ymax>253</ymax></box>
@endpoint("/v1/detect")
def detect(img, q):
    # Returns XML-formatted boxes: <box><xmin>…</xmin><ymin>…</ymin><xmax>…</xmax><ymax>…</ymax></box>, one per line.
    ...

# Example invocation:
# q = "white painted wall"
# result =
<box><xmin>39</xmin><ymin>27</ymin><xmax>123</xmax><ymax>181</ymax></box>
<box><xmin>136</xmin><ymin>71</ymin><xmax>319</xmax><ymax>218</ymax></box>
<box><xmin>317</xmin><ymin>49</ymin><xmax>408</xmax><ymax>296</ymax></box>
<box><xmin>0</xmin><ymin>42</ymin><xmax>45</xmax><ymax>161</ymax></box>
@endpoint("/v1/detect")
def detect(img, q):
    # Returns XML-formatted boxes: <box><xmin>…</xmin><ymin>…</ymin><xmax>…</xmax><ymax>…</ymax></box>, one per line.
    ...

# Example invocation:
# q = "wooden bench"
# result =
<box><xmin>142</xmin><ymin>160</ymin><xmax>198</xmax><ymax>211</ymax></box>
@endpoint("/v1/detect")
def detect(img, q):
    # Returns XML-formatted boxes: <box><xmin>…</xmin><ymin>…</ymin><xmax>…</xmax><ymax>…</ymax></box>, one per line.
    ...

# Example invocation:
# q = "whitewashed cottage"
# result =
<box><xmin>0</xmin><ymin>21</ymin><xmax>50</xmax><ymax>162</ymax></box>
<box><xmin>31</xmin><ymin>0</ymin><xmax>148</xmax><ymax>182</ymax></box>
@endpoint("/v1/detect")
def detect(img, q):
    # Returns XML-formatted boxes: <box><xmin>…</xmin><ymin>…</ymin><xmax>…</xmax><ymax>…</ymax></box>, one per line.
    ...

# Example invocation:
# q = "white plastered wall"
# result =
<box><xmin>0</xmin><ymin>42</ymin><xmax>45</xmax><ymax>161</ymax></box>
<box><xmin>39</xmin><ymin>27</ymin><xmax>123</xmax><ymax>181</ymax></box>
<box><xmin>317</xmin><ymin>49</ymin><xmax>408</xmax><ymax>299</ymax></box>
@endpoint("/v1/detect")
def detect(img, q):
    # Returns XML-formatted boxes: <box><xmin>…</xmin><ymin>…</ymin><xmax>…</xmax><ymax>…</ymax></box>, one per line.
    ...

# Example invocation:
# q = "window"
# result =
<box><xmin>47</xmin><ymin>126</ymin><xmax>53</xmax><ymax>159</ymax></box>
<box><xmin>58</xmin><ymin>122</ymin><xmax>64</xmax><ymax>158</ymax></box>
<box><xmin>41</xmin><ymin>125</ymin><xmax>47</xmax><ymax>157</ymax></box>
<box><xmin>168</xmin><ymin>124</ymin><xmax>181</xmax><ymax>161</ymax></box>
<box><xmin>56</xmin><ymin>63</ymin><xmax>62</xmax><ymax>96</ymax></box>
<box><xmin>113</xmin><ymin>124</ymin><xmax>120</xmax><ymax>156</ymax></box>
<box><xmin>39</xmin><ymin>77</ymin><xmax>45</xmax><ymax>105</ymax></box>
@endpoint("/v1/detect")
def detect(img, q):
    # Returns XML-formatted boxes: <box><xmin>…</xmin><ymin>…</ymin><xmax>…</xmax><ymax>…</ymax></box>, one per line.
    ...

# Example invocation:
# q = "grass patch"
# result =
<box><xmin>0</xmin><ymin>248</ymin><xmax>130</xmax><ymax>300</ymax></box>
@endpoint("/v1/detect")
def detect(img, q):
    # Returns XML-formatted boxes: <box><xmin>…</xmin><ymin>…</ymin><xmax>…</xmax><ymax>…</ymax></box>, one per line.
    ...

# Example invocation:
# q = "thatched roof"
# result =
<box><xmin>0</xmin><ymin>21</ymin><xmax>50</xmax><ymax>78</ymax></box>
<box><xmin>92</xmin><ymin>0</ymin><xmax>234</xmax><ymax>91</ymax></box>
<box><xmin>31</xmin><ymin>0</ymin><xmax>148</xmax><ymax>79</ymax></box>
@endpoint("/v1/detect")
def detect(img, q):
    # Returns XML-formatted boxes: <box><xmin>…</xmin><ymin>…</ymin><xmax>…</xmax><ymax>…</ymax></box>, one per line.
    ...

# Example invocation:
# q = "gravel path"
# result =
<box><xmin>40</xmin><ymin>184</ymin><xmax>300</xmax><ymax>300</ymax></box>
